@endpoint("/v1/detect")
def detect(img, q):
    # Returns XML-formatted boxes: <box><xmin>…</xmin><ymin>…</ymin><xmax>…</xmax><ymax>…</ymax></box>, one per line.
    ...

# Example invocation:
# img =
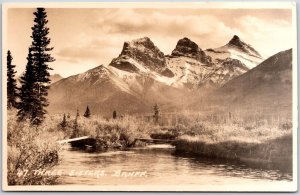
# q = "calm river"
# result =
<box><xmin>55</xmin><ymin>144</ymin><xmax>293</xmax><ymax>189</ymax></box>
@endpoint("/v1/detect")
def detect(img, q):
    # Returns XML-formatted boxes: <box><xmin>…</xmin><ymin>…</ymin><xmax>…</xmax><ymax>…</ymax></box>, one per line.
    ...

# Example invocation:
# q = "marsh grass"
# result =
<box><xmin>7</xmin><ymin>109</ymin><xmax>162</xmax><ymax>185</ymax></box>
<box><xmin>175</xmin><ymin>134</ymin><xmax>292</xmax><ymax>172</ymax></box>
<box><xmin>172</xmin><ymin>110</ymin><xmax>293</xmax><ymax>171</ymax></box>
<box><xmin>54</xmin><ymin>114</ymin><xmax>160</xmax><ymax>147</ymax></box>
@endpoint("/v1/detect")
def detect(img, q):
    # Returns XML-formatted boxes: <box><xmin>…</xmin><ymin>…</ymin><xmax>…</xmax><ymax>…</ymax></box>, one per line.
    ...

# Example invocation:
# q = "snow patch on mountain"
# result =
<box><xmin>166</xmin><ymin>56</ymin><xmax>211</xmax><ymax>86</ymax></box>
<box><xmin>206</xmin><ymin>46</ymin><xmax>262</xmax><ymax>69</ymax></box>
<box><xmin>109</xmin><ymin>63</ymin><xmax>176</xmax><ymax>87</ymax></box>
<box><xmin>205</xmin><ymin>35</ymin><xmax>263</xmax><ymax>69</ymax></box>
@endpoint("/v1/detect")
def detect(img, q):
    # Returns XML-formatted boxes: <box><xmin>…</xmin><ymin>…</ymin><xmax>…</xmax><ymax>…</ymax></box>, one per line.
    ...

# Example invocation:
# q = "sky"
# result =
<box><xmin>7</xmin><ymin>8</ymin><xmax>294</xmax><ymax>77</ymax></box>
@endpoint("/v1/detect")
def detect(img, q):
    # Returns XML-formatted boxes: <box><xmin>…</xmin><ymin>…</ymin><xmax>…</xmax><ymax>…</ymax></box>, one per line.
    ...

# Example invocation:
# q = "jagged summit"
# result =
<box><xmin>171</xmin><ymin>37</ymin><xmax>212</xmax><ymax>64</ymax></box>
<box><xmin>109</xmin><ymin>37</ymin><xmax>170</xmax><ymax>75</ymax></box>
<box><xmin>122</xmin><ymin>37</ymin><xmax>163</xmax><ymax>56</ymax></box>
<box><xmin>120</xmin><ymin>36</ymin><xmax>165</xmax><ymax>62</ymax></box>
<box><xmin>205</xmin><ymin>35</ymin><xmax>264</xmax><ymax>69</ymax></box>
<box><xmin>227</xmin><ymin>35</ymin><xmax>262</xmax><ymax>59</ymax></box>
<box><xmin>172</xmin><ymin>37</ymin><xmax>200</xmax><ymax>56</ymax></box>
<box><xmin>228</xmin><ymin>35</ymin><xmax>243</xmax><ymax>47</ymax></box>
<box><xmin>128</xmin><ymin>37</ymin><xmax>152</xmax><ymax>45</ymax></box>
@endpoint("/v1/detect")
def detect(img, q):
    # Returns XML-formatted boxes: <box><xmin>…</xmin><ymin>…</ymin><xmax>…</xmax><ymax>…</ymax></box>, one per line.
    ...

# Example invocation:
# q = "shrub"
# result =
<box><xmin>7</xmin><ymin>110</ymin><xmax>62</xmax><ymax>185</ymax></box>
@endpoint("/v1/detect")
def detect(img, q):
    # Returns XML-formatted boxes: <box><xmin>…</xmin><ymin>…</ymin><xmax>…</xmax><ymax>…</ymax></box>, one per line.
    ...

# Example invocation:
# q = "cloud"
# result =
<box><xmin>57</xmin><ymin>47</ymin><xmax>98</xmax><ymax>63</ymax></box>
<box><xmin>12</xmin><ymin>8</ymin><xmax>291</xmax><ymax>77</ymax></box>
<box><xmin>57</xmin><ymin>9</ymin><xmax>243</xmax><ymax>62</ymax></box>
<box><xmin>55</xmin><ymin>34</ymin><xmax>123</xmax><ymax>65</ymax></box>
<box><xmin>237</xmin><ymin>15</ymin><xmax>293</xmax><ymax>57</ymax></box>
<box><xmin>94</xmin><ymin>9</ymin><xmax>237</xmax><ymax>40</ymax></box>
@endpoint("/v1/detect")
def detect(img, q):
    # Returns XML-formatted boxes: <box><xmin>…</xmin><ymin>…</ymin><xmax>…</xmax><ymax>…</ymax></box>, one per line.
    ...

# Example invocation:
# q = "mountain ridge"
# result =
<box><xmin>48</xmin><ymin>35</ymin><xmax>277</xmax><ymax>115</ymax></box>
<box><xmin>213</xmin><ymin>48</ymin><xmax>292</xmax><ymax>110</ymax></box>
<box><xmin>205</xmin><ymin>35</ymin><xmax>263</xmax><ymax>69</ymax></box>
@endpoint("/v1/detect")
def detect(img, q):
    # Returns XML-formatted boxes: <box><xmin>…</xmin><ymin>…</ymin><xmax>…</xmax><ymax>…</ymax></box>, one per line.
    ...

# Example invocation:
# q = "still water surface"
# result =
<box><xmin>55</xmin><ymin>144</ymin><xmax>292</xmax><ymax>186</ymax></box>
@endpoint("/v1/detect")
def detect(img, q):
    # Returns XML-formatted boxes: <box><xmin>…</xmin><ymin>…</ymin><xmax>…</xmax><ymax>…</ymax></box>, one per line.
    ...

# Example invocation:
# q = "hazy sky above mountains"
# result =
<box><xmin>7</xmin><ymin>8</ymin><xmax>293</xmax><ymax>77</ymax></box>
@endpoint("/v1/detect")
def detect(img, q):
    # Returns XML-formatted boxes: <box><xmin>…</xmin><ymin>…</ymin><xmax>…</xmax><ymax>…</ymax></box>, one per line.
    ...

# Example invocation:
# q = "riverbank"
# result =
<box><xmin>159</xmin><ymin>109</ymin><xmax>293</xmax><ymax>172</ymax></box>
<box><xmin>175</xmin><ymin>134</ymin><xmax>292</xmax><ymax>172</ymax></box>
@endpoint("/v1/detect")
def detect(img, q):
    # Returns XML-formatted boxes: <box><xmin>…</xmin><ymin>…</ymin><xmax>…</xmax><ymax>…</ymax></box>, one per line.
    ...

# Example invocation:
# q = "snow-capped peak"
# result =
<box><xmin>121</xmin><ymin>36</ymin><xmax>165</xmax><ymax>60</ymax></box>
<box><xmin>127</xmin><ymin>37</ymin><xmax>152</xmax><ymax>46</ymax></box>
<box><xmin>205</xmin><ymin>35</ymin><xmax>264</xmax><ymax>69</ymax></box>
<box><xmin>228</xmin><ymin>35</ymin><xmax>244</xmax><ymax>46</ymax></box>
<box><xmin>227</xmin><ymin>35</ymin><xmax>262</xmax><ymax>59</ymax></box>
<box><xmin>109</xmin><ymin>37</ymin><xmax>171</xmax><ymax>76</ymax></box>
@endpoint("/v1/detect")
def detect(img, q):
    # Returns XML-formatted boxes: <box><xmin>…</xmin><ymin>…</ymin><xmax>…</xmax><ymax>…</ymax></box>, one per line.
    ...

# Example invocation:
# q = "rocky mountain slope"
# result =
<box><xmin>166</xmin><ymin>37</ymin><xmax>252</xmax><ymax>88</ymax></box>
<box><xmin>108</xmin><ymin>36</ymin><xmax>259</xmax><ymax>88</ymax></box>
<box><xmin>171</xmin><ymin>37</ymin><xmax>212</xmax><ymax>64</ymax></box>
<box><xmin>49</xmin><ymin>65</ymin><xmax>148</xmax><ymax>114</ymax></box>
<box><xmin>214</xmin><ymin>48</ymin><xmax>292</xmax><ymax>110</ymax></box>
<box><xmin>110</xmin><ymin>37</ymin><xmax>173</xmax><ymax>77</ymax></box>
<box><xmin>48</xmin><ymin>64</ymin><xmax>188</xmax><ymax>115</ymax></box>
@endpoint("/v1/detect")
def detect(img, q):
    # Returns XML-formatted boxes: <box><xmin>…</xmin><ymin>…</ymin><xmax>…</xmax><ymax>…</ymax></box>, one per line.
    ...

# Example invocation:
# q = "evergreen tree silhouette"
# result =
<box><xmin>17</xmin><ymin>48</ymin><xmax>38</xmax><ymax>122</ymax></box>
<box><xmin>113</xmin><ymin>110</ymin><xmax>117</xmax><ymax>119</ymax></box>
<box><xmin>60</xmin><ymin>113</ymin><xmax>67</xmax><ymax>129</ymax></box>
<box><xmin>76</xmin><ymin>108</ymin><xmax>80</xmax><ymax>117</ymax></box>
<box><xmin>30</xmin><ymin>8</ymin><xmax>55</xmax><ymax>124</ymax></box>
<box><xmin>83</xmin><ymin>106</ymin><xmax>91</xmax><ymax>118</ymax></box>
<box><xmin>72</xmin><ymin>110</ymin><xmax>79</xmax><ymax>138</ymax></box>
<box><xmin>153</xmin><ymin>104</ymin><xmax>160</xmax><ymax>124</ymax></box>
<box><xmin>7</xmin><ymin>50</ymin><xmax>18</xmax><ymax>109</ymax></box>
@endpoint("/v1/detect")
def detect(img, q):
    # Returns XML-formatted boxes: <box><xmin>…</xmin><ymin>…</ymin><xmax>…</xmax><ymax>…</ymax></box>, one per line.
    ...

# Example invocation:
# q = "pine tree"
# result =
<box><xmin>153</xmin><ymin>104</ymin><xmax>160</xmax><ymax>124</ymax></box>
<box><xmin>76</xmin><ymin>108</ymin><xmax>79</xmax><ymax>117</ymax></box>
<box><xmin>72</xmin><ymin>110</ymin><xmax>79</xmax><ymax>138</ymax></box>
<box><xmin>113</xmin><ymin>110</ymin><xmax>117</xmax><ymax>119</ymax></box>
<box><xmin>7</xmin><ymin>50</ymin><xmax>18</xmax><ymax>109</ymax></box>
<box><xmin>17</xmin><ymin>48</ymin><xmax>38</xmax><ymax>122</ymax></box>
<box><xmin>60</xmin><ymin>113</ymin><xmax>67</xmax><ymax>129</ymax></box>
<box><xmin>83</xmin><ymin>106</ymin><xmax>91</xmax><ymax>118</ymax></box>
<box><xmin>30</xmin><ymin>8</ymin><xmax>55</xmax><ymax>124</ymax></box>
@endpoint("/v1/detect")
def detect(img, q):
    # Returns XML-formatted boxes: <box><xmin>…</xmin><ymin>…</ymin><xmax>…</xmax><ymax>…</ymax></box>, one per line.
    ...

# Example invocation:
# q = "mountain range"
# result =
<box><xmin>48</xmin><ymin>35</ymin><xmax>292</xmax><ymax>115</ymax></box>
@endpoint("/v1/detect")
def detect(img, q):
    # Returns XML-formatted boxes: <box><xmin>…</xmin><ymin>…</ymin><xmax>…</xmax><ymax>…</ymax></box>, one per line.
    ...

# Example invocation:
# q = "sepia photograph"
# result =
<box><xmin>2</xmin><ymin>2</ymin><xmax>297</xmax><ymax>191</ymax></box>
